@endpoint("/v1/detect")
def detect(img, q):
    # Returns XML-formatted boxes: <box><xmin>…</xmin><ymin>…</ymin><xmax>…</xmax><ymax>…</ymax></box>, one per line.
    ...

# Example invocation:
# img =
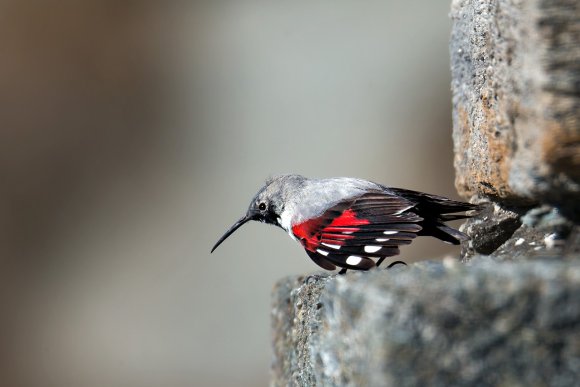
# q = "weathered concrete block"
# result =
<box><xmin>450</xmin><ymin>0</ymin><xmax>580</xmax><ymax>212</ymax></box>
<box><xmin>271</xmin><ymin>260</ymin><xmax>580</xmax><ymax>386</ymax></box>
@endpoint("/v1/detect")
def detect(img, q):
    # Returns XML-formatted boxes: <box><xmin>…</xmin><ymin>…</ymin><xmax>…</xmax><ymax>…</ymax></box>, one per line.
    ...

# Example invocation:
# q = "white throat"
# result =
<box><xmin>279</xmin><ymin>206</ymin><xmax>297</xmax><ymax>240</ymax></box>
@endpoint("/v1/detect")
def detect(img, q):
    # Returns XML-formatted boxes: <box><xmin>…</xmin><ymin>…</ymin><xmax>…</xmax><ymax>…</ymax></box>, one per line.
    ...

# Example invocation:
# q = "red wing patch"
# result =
<box><xmin>292</xmin><ymin>209</ymin><xmax>368</xmax><ymax>250</ymax></box>
<box><xmin>291</xmin><ymin>193</ymin><xmax>423</xmax><ymax>271</ymax></box>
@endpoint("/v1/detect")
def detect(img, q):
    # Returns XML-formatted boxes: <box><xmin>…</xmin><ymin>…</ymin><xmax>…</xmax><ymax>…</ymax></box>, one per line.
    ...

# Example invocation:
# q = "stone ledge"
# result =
<box><xmin>271</xmin><ymin>258</ymin><xmax>580</xmax><ymax>386</ymax></box>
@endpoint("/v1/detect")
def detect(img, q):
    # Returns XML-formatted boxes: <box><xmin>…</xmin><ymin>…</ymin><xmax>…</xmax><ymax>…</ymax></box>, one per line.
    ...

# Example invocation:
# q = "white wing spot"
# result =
<box><xmin>375</xmin><ymin>238</ymin><xmax>389</xmax><ymax>242</ymax></box>
<box><xmin>364</xmin><ymin>245</ymin><xmax>382</xmax><ymax>253</ymax></box>
<box><xmin>393</xmin><ymin>205</ymin><xmax>414</xmax><ymax>215</ymax></box>
<box><xmin>321</xmin><ymin>242</ymin><xmax>341</xmax><ymax>250</ymax></box>
<box><xmin>342</xmin><ymin>231</ymin><xmax>353</xmax><ymax>235</ymax></box>
<box><xmin>383</xmin><ymin>231</ymin><xmax>398</xmax><ymax>235</ymax></box>
<box><xmin>346</xmin><ymin>256</ymin><xmax>362</xmax><ymax>266</ymax></box>
<box><xmin>316</xmin><ymin>249</ymin><xmax>329</xmax><ymax>256</ymax></box>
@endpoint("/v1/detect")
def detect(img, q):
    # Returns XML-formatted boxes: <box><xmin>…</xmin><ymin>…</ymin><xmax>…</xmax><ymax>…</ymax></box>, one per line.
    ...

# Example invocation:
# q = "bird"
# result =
<box><xmin>211</xmin><ymin>174</ymin><xmax>480</xmax><ymax>274</ymax></box>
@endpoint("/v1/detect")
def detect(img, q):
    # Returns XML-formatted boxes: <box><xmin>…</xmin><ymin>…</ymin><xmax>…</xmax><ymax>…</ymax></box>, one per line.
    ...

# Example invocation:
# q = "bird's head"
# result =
<box><xmin>211</xmin><ymin>174</ymin><xmax>306</xmax><ymax>253</ymax></box>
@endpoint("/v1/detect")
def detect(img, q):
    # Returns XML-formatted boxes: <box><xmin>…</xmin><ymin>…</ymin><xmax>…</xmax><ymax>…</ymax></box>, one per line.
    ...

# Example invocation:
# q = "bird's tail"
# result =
<box><xmin>388</xmin><ymin>187</ymin><xmax>482</xmax><ymax>245</ymax></box>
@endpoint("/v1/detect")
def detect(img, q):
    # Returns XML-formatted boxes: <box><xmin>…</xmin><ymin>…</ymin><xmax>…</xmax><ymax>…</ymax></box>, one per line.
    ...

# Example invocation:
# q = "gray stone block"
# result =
<box><xmin>450</xmin><ymin>0</ymin><xmax>580</xmax><ymax>212</ymax></box>
<box><xmin>271</xmin><ymin>259</ymin><xmax>580</xmax><ymax>386</ymax></box>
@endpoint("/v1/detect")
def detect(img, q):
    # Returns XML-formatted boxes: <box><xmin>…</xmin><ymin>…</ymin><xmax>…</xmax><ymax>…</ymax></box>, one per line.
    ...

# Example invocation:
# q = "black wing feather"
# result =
<box><xmin>296</xmin><ymin>190</ymin><xmax>478</xmax><ymax>272</ymax></box>
<box><xmin>298</xmin><ymin>192</ymin><xmax>421</xmax><ymax>270</ymax></box>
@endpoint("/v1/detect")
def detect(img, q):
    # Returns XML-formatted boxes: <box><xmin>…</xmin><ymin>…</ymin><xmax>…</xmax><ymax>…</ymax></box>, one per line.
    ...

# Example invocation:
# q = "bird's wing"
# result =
<box><xmin>291</xmin><ymin>192</ymin><xmax>423</xmax><ymax>271</ymax></box>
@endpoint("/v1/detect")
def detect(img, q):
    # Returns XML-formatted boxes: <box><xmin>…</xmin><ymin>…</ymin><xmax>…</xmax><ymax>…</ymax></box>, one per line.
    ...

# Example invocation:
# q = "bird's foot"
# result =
<box><xmin>386</xmin><ymin>260</ymin><xmax>407</xmax><ymax>269</ymax></box>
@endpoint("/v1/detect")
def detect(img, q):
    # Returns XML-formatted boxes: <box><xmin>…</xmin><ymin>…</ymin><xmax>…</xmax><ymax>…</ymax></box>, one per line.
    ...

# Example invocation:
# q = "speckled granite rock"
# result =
<box><xmin>450</xmin><ymin>0</ymin><xmax>580</xmax><ymax>212</ymax></box>
<box><xmin>271</xmin><ymin>260</ymin><xmax>580</xmax><ymax>386</ymax></box>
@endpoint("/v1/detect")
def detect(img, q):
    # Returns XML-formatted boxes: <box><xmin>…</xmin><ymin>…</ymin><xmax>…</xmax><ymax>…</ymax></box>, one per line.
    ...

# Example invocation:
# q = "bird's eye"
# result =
<box><xmin>259</xmin><ymin>202</ymin><xmax>267</xmax><ymax>211</ymax></box>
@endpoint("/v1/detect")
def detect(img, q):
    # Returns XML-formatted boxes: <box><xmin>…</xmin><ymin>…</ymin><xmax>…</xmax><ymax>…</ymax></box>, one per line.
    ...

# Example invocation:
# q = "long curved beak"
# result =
<box><xmin>211</xmin><ymin>215</ymin><xmax>252</xmax><ymax>253</ymax></box>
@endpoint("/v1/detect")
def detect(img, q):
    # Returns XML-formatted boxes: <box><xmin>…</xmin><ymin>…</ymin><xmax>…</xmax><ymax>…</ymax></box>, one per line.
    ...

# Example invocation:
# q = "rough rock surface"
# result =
<box><xmin>271</xmin><ymin>260</ymin><xmax>580</xmax><ymax>386</ymax></box>
<box><xmin>450</xmin><ymin>0</ymin><xmax>580</xmax><ymax>213</ymax></box>
<box><xmin>451</xmin><ymin>0</ymin><xmax>580</xmax><ymax>261</ymax></box>
<box><xmin>461</xmin><ymin>203</ymin><xmax>579</xmax><ymax>261</ymax></box>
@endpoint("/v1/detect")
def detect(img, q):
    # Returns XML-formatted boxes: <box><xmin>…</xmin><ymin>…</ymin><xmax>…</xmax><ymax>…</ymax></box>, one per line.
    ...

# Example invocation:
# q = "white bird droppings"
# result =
<box><xmin>346</xmin><ymin>256</ymin><xmax>362</xmax><ymax>265</ymax></box>
<box><xmin>515</xmin><ymin>238</ymin><xmax>525</xmax><ymax>246</ymax></box>
<box><xmin>544</xmin><ymin>233</ymin><xmax>557</xmax><ymax>249</ymax></box>
<box><xmin>364</xmin><ymin>245</ymin><xmax>382</xmax><ymax>253</ymax></box>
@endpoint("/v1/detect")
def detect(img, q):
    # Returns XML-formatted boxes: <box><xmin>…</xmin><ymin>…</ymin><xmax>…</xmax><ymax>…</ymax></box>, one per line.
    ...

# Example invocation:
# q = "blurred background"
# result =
<box><xmin>0</xmin><ymin>1</ymin><xmax>458</xmax><ymax>386</ymax></box>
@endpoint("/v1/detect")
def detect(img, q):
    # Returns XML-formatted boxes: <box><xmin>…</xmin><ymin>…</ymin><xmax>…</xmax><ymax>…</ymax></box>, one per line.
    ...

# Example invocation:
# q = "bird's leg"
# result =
<box><xmin>376</xmin><ymin>257</ymin><xmax>386</xmax><ymax>267</ymax></box>
<box><xmin>338</xmin><ymin>268</ymin><xmax>348</xmax><ymax>275</ymax></box>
